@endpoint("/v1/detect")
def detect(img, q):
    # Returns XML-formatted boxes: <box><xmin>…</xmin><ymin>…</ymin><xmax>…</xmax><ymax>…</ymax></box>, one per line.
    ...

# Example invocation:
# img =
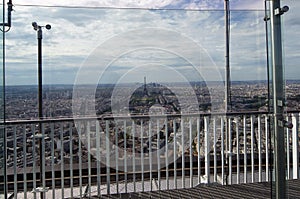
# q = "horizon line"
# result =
<box><xmin>5</xmin><ymin>79</ymin><xmax>300</xmax><ymax>87</ymax></box>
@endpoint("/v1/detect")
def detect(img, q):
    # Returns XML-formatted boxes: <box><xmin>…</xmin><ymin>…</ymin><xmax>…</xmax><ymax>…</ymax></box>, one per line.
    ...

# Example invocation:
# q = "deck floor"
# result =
<box><xmin>94</xmin><ymin>179</ymin><xmax>300</xmax><ymax>199</ymax></box>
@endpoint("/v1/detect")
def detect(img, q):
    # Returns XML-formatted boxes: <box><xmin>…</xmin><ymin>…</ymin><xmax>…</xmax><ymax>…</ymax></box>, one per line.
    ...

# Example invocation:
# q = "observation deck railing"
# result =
<box><xmin>2</xmin><ymin>111</ymin><xmax>300</xmax><ymax>198</ymax></box>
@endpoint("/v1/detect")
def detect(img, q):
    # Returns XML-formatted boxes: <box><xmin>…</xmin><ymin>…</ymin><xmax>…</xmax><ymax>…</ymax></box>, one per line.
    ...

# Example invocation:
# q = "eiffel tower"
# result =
<box><xmin>143</xmin><ymin>76</ymin><xmax>149</xmax><ymax>96</ymax></box>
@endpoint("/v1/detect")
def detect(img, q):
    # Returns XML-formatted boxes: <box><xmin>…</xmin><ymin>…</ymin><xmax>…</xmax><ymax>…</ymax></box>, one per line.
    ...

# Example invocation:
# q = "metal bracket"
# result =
<box><xmin>274</xmin><ymin>6</ymin><xmax>289</xmax><ymax>16</ymax></box>
<box><xmin>278</xmin><ymin>120</ymin><xmax>283</xmax><ymax>127</ymax></box>
<box><xmin>278</xmin><ymin>120</ymin><xmax>293</xmax><ymax>129</ymax></box>
<box><xmin>0</xmin><ymin>0</ymin><xmax>13</xmax><ymax>31</ymax></box>
<box><xmin>264</xmin><ymin>16</ymin><xmax>270</xmax><ymax>21</ymax></box>
<box><xmin>284</xmin><ymin>120</ymin><xmax>293</xmax><ymax>129</ymax></box>
<box><xmin>277</xmin><ymin>100</ymin><xmax>283</xmax><ymax>107</ymax></box>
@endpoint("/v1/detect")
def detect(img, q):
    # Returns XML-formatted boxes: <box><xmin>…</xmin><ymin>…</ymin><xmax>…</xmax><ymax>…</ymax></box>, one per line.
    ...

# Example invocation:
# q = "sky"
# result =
<box><xmin>4</xmin><ymin>0</ymin><xmax>300</xmax><ymax>85</ymax></box>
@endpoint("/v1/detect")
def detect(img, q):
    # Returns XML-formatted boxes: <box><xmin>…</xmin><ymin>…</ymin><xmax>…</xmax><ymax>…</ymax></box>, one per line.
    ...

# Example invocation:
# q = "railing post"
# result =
<box><xmin>213</xmin><ymin>117</ymin><xmax>217</xmax><ymax>183</ymax></box>
<box><xmin>204</xmin><ymin>116</ymin><xmax>210</xmax><ymax>183</ymax></box>
<box><xmin>173</xmin><ymin>119</ymin><xmax>177</xmax><ymax>189</ymax></box>
<box><xmin>258</xmin><ymin>115</ymin><xmax>262</xmax><ymax>182</ymax></box>
<box><xmin>181</xmin><ymin>119</ymin><xmax>185</xmax><ymax>188</ymax></box>
<box><xmin>292</xmin><ymin>113</ymin><xmax>299</xmax><ymax>179</ymax></box>
<box><xmin>243</xmin><ymin>116</ymin><xmax>247</xmax><ymax>183</ymax></box>
<box><xmin>235</xmin><ymin>117</ymin><xmax>240</xmax><ymax>184</ymax></box>
<box><xmin>189</xmin><ymin>119</ymin><xmax>193</xmax><ymax>187</ymax></box>
<box><xmin>228</xmin><ymin>118</ymin><xmax>232</xmax><ymax>185</ymax></box>
<box><xmin>105</xmin><ymin>120</ymin><xmax>110</xmax><ymax>195</ymax></box>
<box><xmin>251</xmin><ymin>115</ymin><xmax>255</xmax><ymax>183</ymax></box>
<box><xmin>270</xmin><ymin>0</ymin><xmax>287</xmax><ymax>198</ymax></box>
<box><xmin>286</xmin><ymin>115</ymin><xmax>290</xmax><ymax>179</ymax></box>
<box><xmin>221</xmin><ymin>117</ymin><xmax>225</xmax><ymax>185</ymax></box>
<box><xmin>265</xmin><ymin>116</ymin><xmax>269</xmax><ymax>181</ymax></box>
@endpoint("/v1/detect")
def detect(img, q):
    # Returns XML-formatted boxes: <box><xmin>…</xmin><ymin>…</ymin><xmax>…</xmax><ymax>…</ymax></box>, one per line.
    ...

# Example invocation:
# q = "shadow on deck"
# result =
<box><xmin>82</xmin><ymin>179</ymin><xmax>300</xmax><ymax>199</ymax></box>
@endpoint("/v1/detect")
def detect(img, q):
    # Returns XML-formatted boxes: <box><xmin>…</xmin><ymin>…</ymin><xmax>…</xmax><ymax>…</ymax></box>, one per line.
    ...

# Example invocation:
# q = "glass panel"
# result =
<box><xmin>284</xmin><ymin>1</ymin><xmax>300</xmax><ymax>112</ymax></box>
<box><xmin>4</xmin><ymin>1</ymin><xmax>295</xmax><ymax>198</ymax></box>
<box><xmin>264</xmin><ymin>2</ymin><xmax>275</xmax><ymax>198</ymax></box>
<box><xmin>5</xmin><ymin>5</ymin><xmax>226</xmax><ymax>197</ymax></box>
<box><xmin>230</xmin><ymin>10</ymin><xmax>268</xmax><ymax>112</ymax></box>
<box><xmin>282</xmin><ymin>0</ymin><xmax>300</xmax><ymax>198</ymax></box>
<box><xmin>5</xmin><ymin>7</ymin><xmax>227</xmax><ymax>119</ymax></box>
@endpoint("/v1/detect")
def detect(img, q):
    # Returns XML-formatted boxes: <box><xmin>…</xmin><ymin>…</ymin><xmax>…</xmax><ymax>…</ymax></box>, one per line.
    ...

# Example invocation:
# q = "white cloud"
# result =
<box><xmin>5</xmin><ymin>0</ymin><xmax>300</xmax><ymax>85</ymax></box>
<box><xmin>230</xmin><ymin>0</ymin><xmax>264</xmax><ymax>10</ymax></box>
<box><xmin>13</xmin><ymin>0</ymin><xmax>182</xmax><ymax>9</ymax></box>
<box><xmin>13</xmin><ymin>0</ymin><xmax>264</xmax><ymax>10</ymax></box>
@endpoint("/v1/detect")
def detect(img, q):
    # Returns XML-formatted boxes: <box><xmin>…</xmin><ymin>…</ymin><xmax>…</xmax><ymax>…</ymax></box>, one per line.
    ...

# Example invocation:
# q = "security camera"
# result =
<box><xmin>32</xmin><ymin>22</ymin><xmax>38</xmax><ymax>30</ymax></box>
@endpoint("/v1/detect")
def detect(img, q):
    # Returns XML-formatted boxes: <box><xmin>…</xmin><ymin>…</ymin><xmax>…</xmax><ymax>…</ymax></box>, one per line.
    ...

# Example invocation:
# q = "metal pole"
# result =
<box><xmin>225</xmin><ymin>0</ymin><xmax>231</xmax><ymax>112</ymax></box>
<box><xmin>38</xmin><ymin>28</ymin><xmax>42</xmax><ymax>120</ymax></box>
<box><xmin>37</xmin><ymin>27</ymin><xmax>44</xmax><ymax>199</ymax></box>
<box><xmin>2</xmin><ymin>1</ymin><xmax>7</xmax><ymax>198</ymax></box>
<box><xmin>270</xmin><ymin>0</ymin><xmax>286</xmax><ymax>198</ymax></box>
<box><xmin>32</xmin><ymin>21</ymin><xmax>50</xmax><ymax>199</ymax></box>
<box><xmin>224</xmin><ymin>0</ymin><xmax>231</xmax><ymax>185</ymax></box>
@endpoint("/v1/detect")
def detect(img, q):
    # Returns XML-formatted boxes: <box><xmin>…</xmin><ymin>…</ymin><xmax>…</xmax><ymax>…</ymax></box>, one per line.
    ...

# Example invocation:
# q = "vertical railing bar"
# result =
<box><xmin>41</xmin><ymin>124</ymin><xmax>46</xmax><ymax>190</ymax></box>
<box><xmin>132</xmin><ymin>120</ymin><xmax>136</xmax><ymax>192</ymax></box>
<box><xmin>165</xmin><ymin>119</ymin><xmax>169</xmax><ymax>190</ymax></box>
<box><xmin>156</xmin><ymin>119</ymin><xmax>161</xmax><ymax>190</ymax></box>
<box><xmin>70</xmin><ymin>124</ymin><xmax>74</xmax><ymax>198</ymax></box>
<box><xmin>228</xmin><ymin>118</ymin><xmax>232</xmax><ymax>185</ymax></box>
<box><xmin>173</xmin><ymin>119</ymin><xmax>177</xmax><ymax>189</ymax></box>
<box><xmin>236</xmin><ymin>117</ymin><xmax>240</xmax><ymax>184</ymax></box>
<box><xmin>189</xmin><ymin>119</ymin><xmax>193</xmax><ymax>188</ymax></box>
<box><xmin>258</xmin><ymin>115</ymin><xmax>262</xmax><ymax>182</ymax></box>
<box><xmin>105</xmin><ymin>120</ymin><xmax>111</xmax><ymax>195</ymax></box>
<box><xmin>96</xmin><ymin>120</ymin><xmax>101</xmax><ymax>196</ymax></box>
<box><xmin>243</xmin><ymin>116</ymin><xmax>247</xmax><ymax>183</ymax></box>
<box><xmin>149</xmin><ymin>120</ymin><xmax>153</xmax><ymax>191</ymax></box>
<box><xmin>286</xmin><ymin>116</ymin><xmax>290</xmax><ymax>180</ymax></box>
<box><xmin>251</xmin><ymin>115</ymin><xmax>254</xmax><ymax>183</ymax></box>
<box><xmin>13</xmin><ymin>126</ymin><xmax>17</xmax><ymax>198</ymax></box>
<box><xmin>181</xmin><ymin>119</ymin><xmax>185</xmax><ymax>188</ymax></box>
<box><xmin>221</xmin><ymin>117</ymin><xmax>225</xmax><ymax>185</ymax></box>
<box><xmin>87</xmin><ymin>121</ymin><xmax>92</xmax><ymax>197</ymax></box>
<box><xmin>265</xmin><ymin>116</ymin><xmax>269</xmax><ymax>181</ymax></box>
<box><xmin>32</xmin><ymin>124</ymin><xmax>37</xmax><ymax>199</ymax></box>
<box><xmin>78</xmin><ymin>122</ymin><xmax>83</xmax><ymax>198</ymax></box>
<box><xmin>225</xmin><ymin>117</ymin><xmax>228</xmax><ymax>182</ymax></box>
<box><xmin>204</xmin><ymin>116</ymin><xmax>210</xmax><ymax>184</ymax></box>
<box><xmin>60</xmin><ymin>123</ymin><xmax>64</xmax><ymax>199</ymax></box>
<box><xmin>116</xmin><ymin>122</ymin><xmax>119</xmax><ymax>194</ymax></box>
<box><xmin>197</xmin><ymin>117</ymin><xmax>201</xmax><ymax>184</ymax></box>
<box><xmin>50</xmin><ymin>123</ymin><xmax>55</xmax><ymax>199</ymax></box>
<box><xmin>292</xmin><ymin>113</ymin><xmax>299</xmax><ymax>179</ymax></box>
<box><xmin>23</xmin><ymin>127</ymin><xmax>27</xmax><ymax>199</ymax></box>
<box><xmin>123</xmin><ymin>121</ymin><xmax>128</xmax><ymax>193</ymax></box>
<box><xmin>213</xmin><ymin>117</ymin><xmax>217</xmax><ymax>183</ymax></box>
<box><xmin>141</xmin><ymin>120</ymin><xmax>144</xmax><ymax>192</ymax></box>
